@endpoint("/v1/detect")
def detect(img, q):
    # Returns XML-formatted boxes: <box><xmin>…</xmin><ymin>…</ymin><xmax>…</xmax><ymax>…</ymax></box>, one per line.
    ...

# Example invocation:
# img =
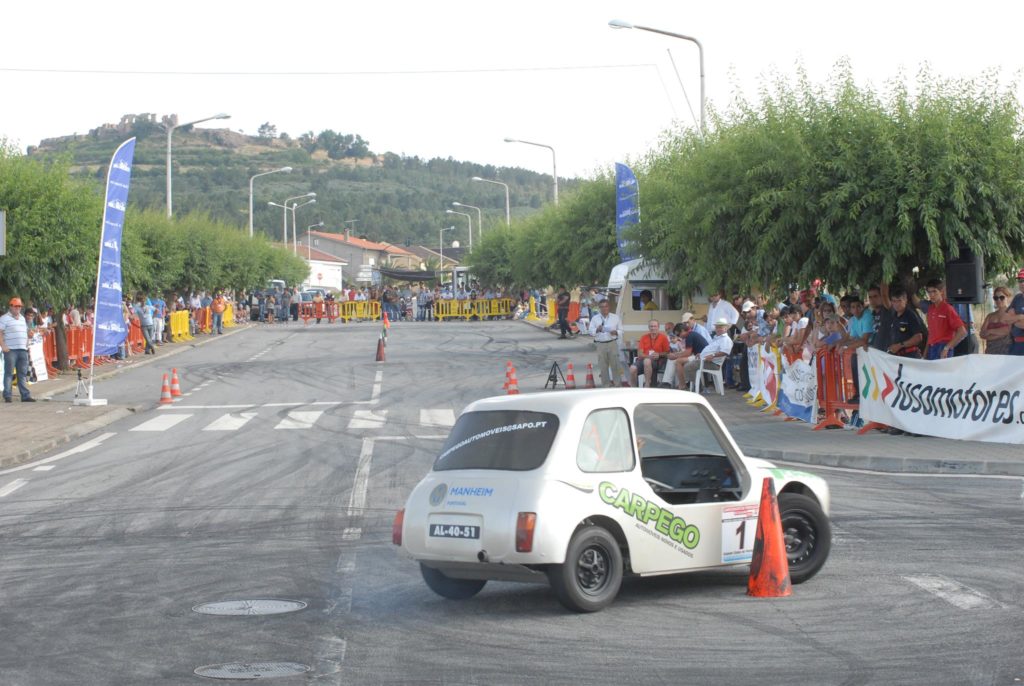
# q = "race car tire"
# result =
<box><xmin>778</xmin><ymin>493</ymin><xmax>831</xmax><ymax>584</ymax></box>
<box><xmin>419</xmin><ymin>564</ymin><xmax>487</xmax><ymax>600</ymax></box>
<box><xmin>548</xmin><ymin>525</ymin><xmax>623</xmax><ymax>612</ymax></box>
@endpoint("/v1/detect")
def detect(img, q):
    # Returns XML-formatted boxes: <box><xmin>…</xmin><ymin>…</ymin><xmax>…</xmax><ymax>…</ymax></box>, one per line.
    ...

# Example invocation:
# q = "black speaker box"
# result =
<box><xmin>945</xmin><ymin>248</ymin><xmax>984</xmax><ymax>303</ymax></box>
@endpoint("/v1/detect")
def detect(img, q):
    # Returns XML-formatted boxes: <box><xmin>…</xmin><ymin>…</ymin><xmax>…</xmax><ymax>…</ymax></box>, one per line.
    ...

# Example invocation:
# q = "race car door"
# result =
<box><xmin>627</xmin><ymin>402</ymin><xmax>757</xmax><ymax>575</ymax></box>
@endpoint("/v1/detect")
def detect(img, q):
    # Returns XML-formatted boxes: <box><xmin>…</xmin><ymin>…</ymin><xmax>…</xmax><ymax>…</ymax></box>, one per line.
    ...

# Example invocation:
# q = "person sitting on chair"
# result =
<box><xmin>629</xmin><ymin>319</ymin><xmax>670</xmax><ymax>388</ymax></box>
<box><xmin>682</xmin><ymin>318</ymin><xmax>733</xmax><ymax>389</ymax></box>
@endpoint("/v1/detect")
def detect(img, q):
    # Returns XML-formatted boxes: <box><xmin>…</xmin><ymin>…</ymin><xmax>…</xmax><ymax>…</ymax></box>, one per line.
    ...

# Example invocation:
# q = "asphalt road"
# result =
<box><xmin>0</xmin><ymin>320</ymin><xmax>1021</xmax><ymax>685</ymax></box>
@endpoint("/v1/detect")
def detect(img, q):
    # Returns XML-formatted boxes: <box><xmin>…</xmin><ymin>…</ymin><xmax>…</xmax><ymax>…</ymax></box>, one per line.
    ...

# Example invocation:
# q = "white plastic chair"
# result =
<box><xmin>691</xmin><ymin>357</ymin><xmax>724</xmax><ymax>395</ymax></box>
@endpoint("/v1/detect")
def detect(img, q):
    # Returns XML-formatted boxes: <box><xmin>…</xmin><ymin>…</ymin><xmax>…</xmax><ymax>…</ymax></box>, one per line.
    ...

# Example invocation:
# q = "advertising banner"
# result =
<box><xmin>92</xmin><ymin>138</ymin><xmax>137</xmax><ymax>357</ymax></box>
<box><xmin>745</xmin><ymin>345</ymin><xmax>762</xmax><ymax>404</ymax></box>
<box><xmin>759</xmin><ymin>344</ymin><xmax>780</xmax><ymax>410</ymax></box>
<box><xmin>614</xmin><ymin>163</ymin><xmax>640</xmax><ymax>263</ymax></box>
<box><xmin>776</xmin><ymin>354</ymin><xmax>818</xmax><ymax>423</ymax></box>
<box><xmin>28</xmin><ymin>338</ymin><xmax>48</xmax><ymax>383</ymax></box>
<box><xmin>859</xmin><ymin>348</ymin><xmax>1024</xmax><ymax>443</ymax></box>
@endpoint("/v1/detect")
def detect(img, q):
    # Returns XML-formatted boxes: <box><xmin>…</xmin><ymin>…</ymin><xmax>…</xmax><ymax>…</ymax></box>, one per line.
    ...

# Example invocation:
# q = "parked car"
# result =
<box><xmin>394</xmin><ymin>389</ymin><xmax>831</xmax><ymax>612</ymax></box>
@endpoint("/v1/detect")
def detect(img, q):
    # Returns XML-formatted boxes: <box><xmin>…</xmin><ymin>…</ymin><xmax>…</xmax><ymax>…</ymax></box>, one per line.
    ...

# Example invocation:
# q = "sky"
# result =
<box><xmin>3</xmin><ymin>0</ymin><xmax>1024</xmax><ymax>179</ymax></box>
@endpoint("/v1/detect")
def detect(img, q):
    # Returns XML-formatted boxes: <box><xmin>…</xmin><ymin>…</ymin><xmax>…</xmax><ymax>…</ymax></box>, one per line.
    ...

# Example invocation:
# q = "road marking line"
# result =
<box><xmin>341</xmin><ymin>437</ymin><xmax>375</xmax><ymax>541</ymax></box>
<box><xmin>774</xmin><ymin>460</ymin><xmax>1024</xmax><ymax>482</ymax></box>
<box><xmin>32</xmin><ymin>465</ymin><xmax>55</xmax><ymax>472</ymax></box>
<box><xmin>348</xmin><ymin>410</ymin><xmax>387</xmax><ymax>430</ymax></box>
<box><xmin>131</xmin><ymin>414</ymin><xmax>193</xmax><ymax>432</ymax></box>
<box><xmin>904</xmin><ymin>575</ymin><xmax>1006</xmax><ymax>610</ymax></box>
<box><xmin>370</xmin><ymin>370</ymin><xmax>383</xmax><ymax>405</ymax></box>
<box><xmin>377</xmin><ymin>435</ymin><xmax>448</xmax><ymax>440</ymax></box>
<box><xmin>203</xmin><ymin>412</ymin><xmax>258</xmax><ymax>432</ymax></box>
<box><xmin>0</xmin><ymin>432</ymin><xmax>116</xmax><ymax>476</ymax></box>
<box><xmin>420</xmin><ymin>409</ymin><xmax>455</xmax><ymax>427</ymax></box>
<box><xmin>161</xmin><ymin>401</ymin><xmax>358</xmax><ymax>410</ymax></box>
<box><xmin>274</xmin><ymin>411</ymin><xmax>324</xmax><ymax>430</ymax></box>
<box><xmin>0</xmin><ymin>479</ymin><xmax>29</xmax><ymax>497</ymax></box>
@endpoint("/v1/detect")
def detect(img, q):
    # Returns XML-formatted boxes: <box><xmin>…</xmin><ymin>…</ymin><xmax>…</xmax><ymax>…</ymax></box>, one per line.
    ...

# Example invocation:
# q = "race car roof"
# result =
<box><xmin>464</xmin><ymin>388</ymin><xmax>714</xmax><ymax>419</ymax></box>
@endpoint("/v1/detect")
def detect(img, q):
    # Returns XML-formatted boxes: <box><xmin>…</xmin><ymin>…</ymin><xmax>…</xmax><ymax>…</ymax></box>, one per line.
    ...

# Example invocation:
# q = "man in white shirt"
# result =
<box><xmin>0</xmin><ymin>297</ymin><xmax>35</xmax><ymax>403</ymax></box>
<box><xmin>588</xmin><ymin>299</ymin><xmax>624</xmax><ymax>387</ymax></box>
<box><xmin>682</xmin><ymin>318</ymin><xmax>733</xmax><ymax>388</ymax></box>
<box><xmin>707</xmin><ymin>291</ymin><xmax>739</xmax><ymax>328</ymax></box>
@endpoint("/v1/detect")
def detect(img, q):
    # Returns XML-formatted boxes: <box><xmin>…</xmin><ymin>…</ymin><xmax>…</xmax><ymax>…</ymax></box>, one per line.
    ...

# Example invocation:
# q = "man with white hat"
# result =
<box><xmin>0</xmin><ymin>297</ymin><xmax>36</xmax><ymax>403</ymax></box>
<box><xmin>682</xmin><ymin>318</ymin><xmax>733</xmax><ymax>389</ymax></box>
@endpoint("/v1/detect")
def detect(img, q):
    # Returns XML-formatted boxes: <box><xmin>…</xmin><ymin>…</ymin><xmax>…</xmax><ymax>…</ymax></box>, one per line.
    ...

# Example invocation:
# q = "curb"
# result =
<box><xmin>0</xmin><ymin>405</ymin><xmax>137</xmax><ymax>470</ymax></box>
<box><xmin>39</xmin><ymin>324</ymin><xmax>254</xmax><ymax>400</ymax></box>
<box><xmin>744</xmin><ymin>446</ymin><xmax>1024</xmax><ymax>477</ymax></box>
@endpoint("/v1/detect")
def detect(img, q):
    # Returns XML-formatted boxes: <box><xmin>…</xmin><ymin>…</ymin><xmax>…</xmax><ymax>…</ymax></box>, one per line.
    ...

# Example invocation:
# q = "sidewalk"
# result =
<box><xmin>705</xmin><ymin>392</ymin><xmax>1024</xmax><ymax>477</ymax></box>
<box><xmin>0</xmin><ymin>324</ymin><xmax>252</xmax><ymax>470</ymax></box>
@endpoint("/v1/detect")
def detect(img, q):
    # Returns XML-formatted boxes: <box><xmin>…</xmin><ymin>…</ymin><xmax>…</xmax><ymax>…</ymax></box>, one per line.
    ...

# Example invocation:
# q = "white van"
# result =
<box><xmin>604</xmin><ymin>259</ymin><xmax>710</xmax><ymax>350</ymax></box>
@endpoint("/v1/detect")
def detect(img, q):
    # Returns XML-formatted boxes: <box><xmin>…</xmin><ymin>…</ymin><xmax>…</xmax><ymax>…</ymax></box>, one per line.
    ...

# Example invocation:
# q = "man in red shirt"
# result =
<box><xmin>924</xmin><ymin>279</ymin><xmax>966</xmax><ymax>359</ymax></box>
<box><xmin>630</xmin><ymin>319</ymin><xmax>671</xmax><ymax>387</ymax></box>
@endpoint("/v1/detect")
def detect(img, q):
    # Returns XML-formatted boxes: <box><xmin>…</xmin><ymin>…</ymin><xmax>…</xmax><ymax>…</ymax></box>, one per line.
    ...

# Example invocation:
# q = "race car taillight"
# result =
<box><xmin>392</xmin><ymin>509</ymin><xmax>405</xmax><ymax>546</ymax></box>
<box><xmin>516</xmin><ymin>512</ymin><xmax>537</xmax><ymax>553</ymax></box>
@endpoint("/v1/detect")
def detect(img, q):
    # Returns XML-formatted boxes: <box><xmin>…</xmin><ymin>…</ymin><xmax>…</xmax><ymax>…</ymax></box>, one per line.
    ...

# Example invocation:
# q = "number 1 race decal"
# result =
<box><xmin>721</xmin><ymin>504</ymin><xmax>759</xmax><ymax>563</ymax></box>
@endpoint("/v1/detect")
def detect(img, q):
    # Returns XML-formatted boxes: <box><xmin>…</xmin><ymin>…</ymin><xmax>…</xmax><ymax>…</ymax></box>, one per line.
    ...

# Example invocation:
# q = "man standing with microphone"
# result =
<box><xmin>589</xmin><ymin>298</ymin><xmax>624</xmax><ymax>387</ymax></box>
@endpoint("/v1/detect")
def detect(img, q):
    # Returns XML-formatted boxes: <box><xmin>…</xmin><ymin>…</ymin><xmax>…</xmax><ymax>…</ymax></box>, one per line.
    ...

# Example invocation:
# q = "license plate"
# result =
<box><xmin>429</xmin><ymin>524</ymin><xmax>480</xmax><ymax>539</ymax></box>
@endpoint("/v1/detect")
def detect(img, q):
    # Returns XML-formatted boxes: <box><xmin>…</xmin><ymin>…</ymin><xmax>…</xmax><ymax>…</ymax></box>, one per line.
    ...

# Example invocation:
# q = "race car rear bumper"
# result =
<box><xmin>421</xmin><ymin>560</ymin><xmax>548</xmax><ymax>583</ymax></box>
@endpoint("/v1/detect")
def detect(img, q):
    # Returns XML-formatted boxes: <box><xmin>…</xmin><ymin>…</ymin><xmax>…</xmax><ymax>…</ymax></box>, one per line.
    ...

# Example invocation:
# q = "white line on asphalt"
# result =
<box><xmin>420</xmin><ymin>409</ymin><xmax>456</xmax><ymax>427</ymax></box>
<box><xmin>160</xmin><ymin>404</ymin><xmax>254</xmax><ymax>410</ymax></box>
<box><xmin>341</xmin><ymin>437</ymin><xmax>375</xmax><ymax>541</ymax></box>
<box><xmin>773</xmin><ymin>460</ymin><xmax>1024</xmax><ymax>481</ymax></box>
<box><xmin>377</xmin><ymin>435</ymin><xmax>448</xmax><ymax>440</ymax></box>
<box><xmin>904</xmin><ymin>575</ymin><xmax>1007</xmax><ymax>610</ymax></box>
<box><xmin>274</xmin><ymin>411</ymin><xmax>324</xmax><ymax>430</ymax></box>
<box><xmin>370</xmin><ymin>370</ymin><xmax>383</xmax><ymax>405</ymax></box>
<box><xmin>131</xmin><ymin>414</ymin><xmax>193</xmax><ymax>432</ymax></box>
<box><xmin>203</xmin><ymin>412</ymin><xmax>258</xmax><ymax>431</ymax></box>
<box><xmin>348</xmin><ymin>410</ymin><xmax>387</xmax><ymax>430</ymax></box>
<box><xmin>0</xmin><ymin>479</ymin><xmax>29</xmax><ymax>497</ymax></box>
<box><xmin>160</xmin><ymin>401</ymin><xmax>357</xmax><ymax>410</ymax></box>
<box><xmin>33</xmin><ymin>465</ymin><xmax>55</xmax><ymax>472</ymax></box>
<box><xmin>0</xmin><ymin>432</ymin><xmax>116</xmax><ymax>476</ymax></box>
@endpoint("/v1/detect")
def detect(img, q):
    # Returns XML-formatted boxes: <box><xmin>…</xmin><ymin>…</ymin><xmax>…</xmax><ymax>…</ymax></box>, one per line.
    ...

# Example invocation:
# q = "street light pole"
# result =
<box><xmin>445</xmin><ymin>209</ymin><xmax>472</xmax><ymax>250</ymax></box>
<box><xmin>608</xmin><ymin>19</ymin><xmax>705</xmax><ymax>133</ymax></box>
<box><xmin>289</xmin><ymin>198</ymin><xmax>317</xmax><ymax>254</ymax></box>
<box><xmin>471</xmin><ymin>176</ymin><xmax>511</xmax><ymax>226</ymax></box>
<box><xmin>166</xmin><ymin>113</ymin><xmax>230</xmax><ymax>217</ymax></box>
<box><xmin>452</xmin><ymin>202</ymin><xmax>483</xmax><ymax>243</ymax></box>
<box><xmin>270</xmin><ymin>192</ymin><xmax>316</xmax><ymax>243</ymax></box>
<box><xmin>307</xmin><ymin>221</ymin><xmax>324</xmax><ymax>261</ymax></box>
<box><xmin>504</xmin><ymin>138</ymin><xmax>557</xmax><ymax>205</ymax></box>
<box><xmin>249</xmin><ymin>167</ymin><xmax>292</xmax><ymax>237</ymax></box>
<box><xmin>439</xmin><ymin>225</ymin><xmax>455</xmax><ymax>278</ymax></box>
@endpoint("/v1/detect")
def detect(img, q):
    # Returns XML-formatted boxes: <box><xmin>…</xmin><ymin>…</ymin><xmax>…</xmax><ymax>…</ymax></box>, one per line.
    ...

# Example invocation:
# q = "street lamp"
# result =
<box><xmin>249</xmin><ymin>167</ymin><xmax>292</xmax><ymax>237</ymax></box>
<box><xmin>290</xmin><ymin>198</ymin><xmax>317</xmax><ymax>254</ymax></box>
<box><xmin>307</xmin><ymin>221</ymin><xmax>325</xmax><ymax>260</ymax></box>
<box><xmin>269</xmin><ymin>192</ymin><xmax>316</xmax><ymax>243</ymax></box>
<box><xmin>609</xmin><ymin>19</ymin><xmax>705</xmax><ymax>133</ymax></box>
<box><xmin>166</xmin><ymin>112</ymin><xmax>230</xmax><ymax>217</ymax></box>
<box><xmin>504</xmin><ymin>138</ymin><xmax>558</xmax><ymax>205</ymax></box>
<box><xmin>439</xmin><ymin>225</ymin><xmax>455</xmax><ymax>278</ymax></box>
<box><xmin>471</xmin><ymin>176</ymin><xmax>511</xmax><ymax>226</ymax></box>
<box><xmin>452</xmin><ymin>201</ymin><xmax>482</xmax><ymax>243</ymax></box>
<box><xmin>445</xmin><ymin>209</ymin><xmax>472</xmax><ymax>250</ymax></box>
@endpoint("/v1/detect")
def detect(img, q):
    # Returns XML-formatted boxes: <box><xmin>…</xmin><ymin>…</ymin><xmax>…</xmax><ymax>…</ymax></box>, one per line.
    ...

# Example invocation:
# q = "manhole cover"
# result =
<box><xmin>195</xmin><ymin>662</ymin><xmax>310</xmax><ymax>680</ymax></box>
<box><xmin>192</xmin><ymin>599</ymin><xmax>308</xmax><ymax>616</ymax></box>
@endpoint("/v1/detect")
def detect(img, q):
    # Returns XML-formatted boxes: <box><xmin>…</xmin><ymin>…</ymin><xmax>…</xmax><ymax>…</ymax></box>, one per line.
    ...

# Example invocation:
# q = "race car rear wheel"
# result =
<box><xmin>778</xmin><ymin>493</ymin><xmax>831</xmax><ymax>584</ymax></box>
<box><xmin>420</xmin><ymin>563</ymin><xmax>487</xmax><ymax>600</ymax></box>
<box><xmin>548</xmin><ymin>525</ymin><xmax>623</xmax><ymax>612</ymax></box>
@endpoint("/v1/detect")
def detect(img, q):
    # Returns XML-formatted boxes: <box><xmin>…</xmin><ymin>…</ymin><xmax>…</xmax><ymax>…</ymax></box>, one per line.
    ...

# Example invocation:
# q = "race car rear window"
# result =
<box><xmin>433</xmin><ymin>410</ymin><xmax>559</xmax><ymax>471</ymax></box>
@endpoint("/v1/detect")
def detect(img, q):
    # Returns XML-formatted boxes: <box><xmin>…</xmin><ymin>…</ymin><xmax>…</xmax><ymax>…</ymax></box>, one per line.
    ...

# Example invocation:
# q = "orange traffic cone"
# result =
<box><xmin>383</xmin><ymin>311</ymin><xmax>390</xmax><ymax>329</ymax></box>
<box><xmin>159</xmin><ymin>373</ymin><xmax>174</xmax><ymax>404</ymax></box>
<box><xmin>507</xmin><ymin>367</ymin><xmax>520</xmax><ymax>395</ymax></box>
<box><xmin>747</xmin><ymin>477</ymin><xmax>792</xmax><ymax>598</ymax></box>
<box><xmin>503</xmin><ymin>361</ymin><xmax>513</xmax><ymax>390</ymax></box>
<box><xmin>565</xmin><ymin>363</ymin><xmax>577</xmax><ymax>390</ymax></box>
<box><xmin>584</xmin><ymin>363</ymin><xmax>596</xmax><ymax>389</ymax></box>
<box><xmin>170</xmin><ymin>368</ymin><xmax>182</xmax><ymax>397</ymax></box>
<box><xmin>375</xmin><ymin>335</ymin><xmax>386</xmax><ymax>362</ymax></box>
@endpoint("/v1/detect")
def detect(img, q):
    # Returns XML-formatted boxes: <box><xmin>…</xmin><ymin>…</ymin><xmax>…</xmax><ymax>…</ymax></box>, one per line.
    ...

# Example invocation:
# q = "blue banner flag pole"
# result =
<box><xmin>76</xmin><ymin>137</ymin><xmax>137</xmax><ymax>407</ymax></box>
<box><xmin>614</xmin><ymin>163</ymin><xmax>640</xmax><ymax>263</ymax></box>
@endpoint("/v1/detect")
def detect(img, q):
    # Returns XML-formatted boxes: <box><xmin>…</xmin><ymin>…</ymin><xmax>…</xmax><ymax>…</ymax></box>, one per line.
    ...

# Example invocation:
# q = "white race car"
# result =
<box><xmin>394</xmin><ymin>389</ymin><xmax>831</xmax><ymax>612</ymax></box>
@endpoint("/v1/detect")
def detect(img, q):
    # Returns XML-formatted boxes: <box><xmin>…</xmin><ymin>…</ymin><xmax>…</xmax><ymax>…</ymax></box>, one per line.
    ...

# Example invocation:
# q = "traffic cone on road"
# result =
<box><xmin>565</xmin><ymin>363</ymin><xmax>577</xmax><ymax>390</ymax></box>
<box><xmin>503</xmin><ymin>361</ymin><xmax>513</xmax><ymax>390</ymax></box>
<box><xmin>747</xmin><ymin>477</ymin><xmax>792</xmax><ymax>598</ymax></box>
<box><xmin>584</xmin><ymin>363</ymin><xmax>596</xmax><ymax>389</ymax></box>
<box><xmin>159</xmin><ymin>374</ymin><xmax>174</xmax><ymax>405</ymax></box>
<box><xmin>383</xmin><ymin>311</ymin><xmax>391</xmax><ymax>329</ymax></box>
<box><xmin>507</xmin><ymin>367</ymin><xmax>520</xmax><ymax>395</ymax></box>
<box><xmin>170</xmin><ymin>368</ymin><xmax>182</xmax><ymax>397</ymax></box>
<box><xmin>375</xmin><ymin>334</ymin><xmax>386</xmax><ymax>362</ymax></box>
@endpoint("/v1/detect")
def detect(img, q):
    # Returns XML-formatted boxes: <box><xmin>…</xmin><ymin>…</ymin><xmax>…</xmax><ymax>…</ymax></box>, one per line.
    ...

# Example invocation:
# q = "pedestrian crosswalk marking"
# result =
<box><xmin>131</xmin><ymin>414</ymin><xmax>193</xmax><ymax>432</ymax></box>
<box><xmin>348</xmin><ymin>410</ymin><xmax>387</xmax><ymax>429</ymax></box>
<box><xmin>203</xmin><ymin>412</ymin><xmax>258</xmax><ymax>432</ymax></box>
<box><xmin>419</xmin><ymin>409</ymin><xmax>455</xmax><ymax>427</ymax></box>
<box><xmin>274</xmin><ymin>411</ymin><xmax>324</xmax><ymax>430</ymax></box>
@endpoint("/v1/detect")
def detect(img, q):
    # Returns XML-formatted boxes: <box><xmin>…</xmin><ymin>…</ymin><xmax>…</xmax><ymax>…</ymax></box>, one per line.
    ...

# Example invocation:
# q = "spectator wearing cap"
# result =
<box><xmin>630</xmin><ymin>319</ymin><xmax>670</xmax><ymax>388</ymax></box>
<box><xmin>682</xmin><ymin>318</ymin><xmax>733</xmax><ymax>388</ymax></box>
<box><xmin>1006</xmin><ymin>269</ymin><xmax>1024</xmax><ymax>356</ymax></box>
<box><xmin>669</xmin><ymin>316</ymin><xmax>709</xmax><ymax>387</ymax></box>
<box><xmin>776</xmin><ymin>284</ymin><xmax>801</xmax><ymax>311</ymax></box>
<box><xmin>0</xmin><ymin>297</ymin><xmax>36</xmax><ymax>403</ymax></box>
<box><xmin>733</xmin><ymin>300</ymin><xmax>760</xmax><ymax>391</ymax></box>
<box><xmin>921</xmin><ymin>279</ymin><xmax>967</xmax><ymax>359</ymax></box>
<box><xmin>879</xmin><ymin>284</ymin><xmax>925</xmax><ymax>358</ymax></box>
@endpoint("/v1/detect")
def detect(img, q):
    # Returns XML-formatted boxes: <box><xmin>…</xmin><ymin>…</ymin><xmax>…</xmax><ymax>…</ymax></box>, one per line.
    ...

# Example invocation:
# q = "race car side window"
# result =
<box><xmin>576</xmin><ymin>408</ymin><xmax>635</xmax><ymax>473</ymax></box>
